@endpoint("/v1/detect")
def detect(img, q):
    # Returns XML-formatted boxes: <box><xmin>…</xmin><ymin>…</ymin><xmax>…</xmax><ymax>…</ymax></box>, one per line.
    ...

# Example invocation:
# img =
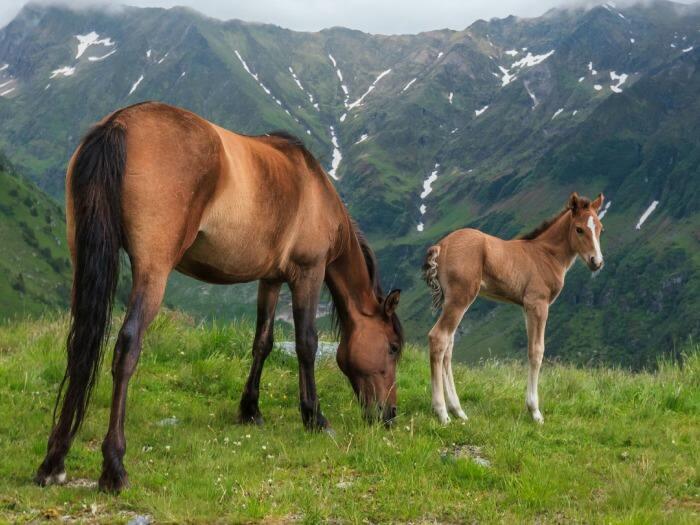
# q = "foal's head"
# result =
<box><xmin>336</xmin><ymin>289</ymin><xmax>403</xmax><ymax>426</ymax></box>
<box><xmin>568</xmin><ymin>192</ymin><xmax>605</xmax><ymax>271</ymax></box>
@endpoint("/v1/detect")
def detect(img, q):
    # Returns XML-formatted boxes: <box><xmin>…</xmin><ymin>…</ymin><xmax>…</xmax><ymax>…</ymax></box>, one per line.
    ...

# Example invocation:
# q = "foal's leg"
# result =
<box><xmin>429</xmin><ymin>286</ymin><xmax>474</xmax><ymax>424</ymax></box>
<box><xmin>524</xmin><ymin>301</ymin><xmax>549</xmax><ymax>424</ymax></box>
<box><xmin>443</xmin><ymin>336</ymin><xmax>467</xmax><ymax>420</ymax></box>
<box><xmin>98</xmin><ymin>270</ymin><xmax>168</xmax><ymax>492</ymax></box>
<box><xmin>238</xmin><ymin>280</ymin><xmax>282</xmax><ymax>425</ymax></box>
<box><xmin>289</xmin><ymin>267</ymin><xmax>329</xmax><ymax>431</ymax></box>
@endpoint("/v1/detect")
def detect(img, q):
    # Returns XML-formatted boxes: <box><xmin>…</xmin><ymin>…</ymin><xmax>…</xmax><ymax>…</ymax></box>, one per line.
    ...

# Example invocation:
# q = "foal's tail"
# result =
<box><xmin>54</xmin><ymin>117</ymin><xmax>126</xmax><ymax>438</ymax></box>
<box><xmin>422</xmin><ymin>245</ymin><xmax>443</xmax><ymax>312</ymax></box>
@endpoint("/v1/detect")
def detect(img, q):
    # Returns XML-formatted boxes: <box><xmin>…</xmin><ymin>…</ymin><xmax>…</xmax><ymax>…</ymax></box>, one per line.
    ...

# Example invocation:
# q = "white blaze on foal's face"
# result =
<box><xmin>587</xmin><ymin>215</ymin><xmax>603</xmax><ymax>268</ymax></box>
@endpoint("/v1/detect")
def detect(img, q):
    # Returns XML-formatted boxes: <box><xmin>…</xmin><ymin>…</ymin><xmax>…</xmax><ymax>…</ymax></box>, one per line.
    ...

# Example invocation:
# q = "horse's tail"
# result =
<box><xmin>422</xmin><ymin>245</ymin><xmax>443</xmax><ymax>313</ymax></box>
<box><xmin>54</xmin><ymin>117</ymin><xmax>126</xmax><ymax>437</ymax></box>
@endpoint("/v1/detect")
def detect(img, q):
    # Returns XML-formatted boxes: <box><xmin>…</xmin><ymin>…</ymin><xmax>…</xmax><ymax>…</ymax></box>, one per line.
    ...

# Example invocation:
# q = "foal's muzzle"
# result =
<box><xmin>588</xmin><ymin>257</ymin><xmax>604</xmax><ymax>271</ymax></box>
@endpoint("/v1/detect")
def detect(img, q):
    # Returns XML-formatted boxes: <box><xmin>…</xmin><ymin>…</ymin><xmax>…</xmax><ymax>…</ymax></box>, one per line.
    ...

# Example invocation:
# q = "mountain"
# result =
<box><xmin>0</xmin><ymin>1</ymin><xmax>697</xmax><ymax>367</ymax></box>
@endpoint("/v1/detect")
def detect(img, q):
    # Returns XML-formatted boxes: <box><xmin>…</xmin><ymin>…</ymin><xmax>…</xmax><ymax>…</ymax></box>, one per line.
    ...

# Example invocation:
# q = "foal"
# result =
<box><xmin>424</xmin><ymin>193</ymin><xmax>604</xmax><ymax>424</ymax></box>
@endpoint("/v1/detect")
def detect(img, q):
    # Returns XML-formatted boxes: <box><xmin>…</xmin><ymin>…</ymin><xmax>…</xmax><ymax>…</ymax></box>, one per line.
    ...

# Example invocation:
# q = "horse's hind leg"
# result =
<box><xmin>238</xmin><ymin>280</ymin><xmax>282</xmax><ymax>425</ymax></box>
<box><xmin>98</xmin><ymin>267</ymin><xmax>168</xmax><ymax>493</ymax></box>
<box><xmin>429</xmin><ymin>282</ymin><xmax>476</xmax><ymax>424</ymax></box>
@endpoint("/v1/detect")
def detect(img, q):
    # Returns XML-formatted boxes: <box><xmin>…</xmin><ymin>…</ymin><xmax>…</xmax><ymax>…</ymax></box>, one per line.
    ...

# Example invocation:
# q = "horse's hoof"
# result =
<box><xmin>98</xmin><ymin>469</ymin><xmax>129</xmax><ymax>494</ymax></box>
<box><xmin>323</xmin><ymin>427</ymin><xmax>337</xmax><ymax>439</ymax></box>
<box><xmin>35</xmin><ymin>469</ymin><xmax>66</xmax><ymax>487</ymax></box>
<box><xmin>238</xmin><ymin>413</ymin><xmax>264</xmax><ymax>426</ymax></box>
<box><xmin>531</xmin><ymin>410</ymin><xmax>545</xmax><ymax>425</ymax></box>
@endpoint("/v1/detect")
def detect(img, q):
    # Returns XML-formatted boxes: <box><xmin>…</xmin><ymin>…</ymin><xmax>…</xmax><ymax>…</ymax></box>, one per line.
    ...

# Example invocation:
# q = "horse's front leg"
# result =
<box><xmin>99</xmin><ymin>271</ymin><xmax>167</xmax><ymax>493</ymax></box>
<box><xmin>289</xmin><ymin>266</ymin><xmax>330</xmax><ymax>431</ymax></box>
<box><xmin>238</xmin><ymin>280</ymin><xmax>282</xmax><ymax>424</ymax></box>
<box><xmin>524</xmin><ymin>301</ymin><xmax>549</xmax><ymax>424</ymax></box>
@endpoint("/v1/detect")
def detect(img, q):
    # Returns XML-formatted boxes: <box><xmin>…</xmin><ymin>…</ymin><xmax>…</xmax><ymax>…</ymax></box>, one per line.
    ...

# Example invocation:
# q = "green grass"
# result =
<box><xmin>1</xmin><ymin>312</ymin><xmax>698</xmax><ymax>523</ymax></box>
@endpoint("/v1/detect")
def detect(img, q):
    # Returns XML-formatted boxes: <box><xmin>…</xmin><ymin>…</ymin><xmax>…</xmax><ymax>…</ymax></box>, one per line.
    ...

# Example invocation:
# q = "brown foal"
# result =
<box><xmin>424</xmin><ymin>193</ymin><xmax>605</xmax><ymax>424</ymax></box>
<box><xmin>35</xmin><ymin>102</ymin><xmax>403</xmax><ymax>492</ymax></box>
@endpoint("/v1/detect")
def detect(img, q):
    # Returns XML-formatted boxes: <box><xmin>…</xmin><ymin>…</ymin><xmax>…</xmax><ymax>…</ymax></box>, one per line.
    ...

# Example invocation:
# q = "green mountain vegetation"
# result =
<box><xmin>0</xmin><ymin>1</ymin><xmax>698</xmax><ymax>367</ymax></box>
<box><xmin>0</xmin><ymin>314</ymin><xmax>698</xmax><ymax>522</ymax></box>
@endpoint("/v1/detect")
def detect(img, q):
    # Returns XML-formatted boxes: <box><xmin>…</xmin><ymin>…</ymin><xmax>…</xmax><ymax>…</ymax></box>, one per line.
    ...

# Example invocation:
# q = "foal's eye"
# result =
<box><xmin>389</xmin><ymin>343</ymin><xmax>400</xmax><ymax>356</ymax></box>
<box><xmin>576</xmin><ymin>227</ymin><xmax>584</xmax><ymax>234</ymax></box>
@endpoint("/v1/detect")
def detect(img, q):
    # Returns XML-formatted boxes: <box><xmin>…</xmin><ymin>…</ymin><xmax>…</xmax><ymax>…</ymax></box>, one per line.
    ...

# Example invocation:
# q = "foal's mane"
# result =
<box><xmin>517</xmin><ymin>197</ymin><xmax>590</xmax><ymax>240</ymax></box>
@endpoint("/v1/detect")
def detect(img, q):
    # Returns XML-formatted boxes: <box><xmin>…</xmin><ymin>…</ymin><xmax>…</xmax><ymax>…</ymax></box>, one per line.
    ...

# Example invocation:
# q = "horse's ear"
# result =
<box><xmin>568</xmin><ymin>192</ymin><xmax>581</xmax><ymax>213</ymax></box>
<box><xmin>383</xmin><ymin>289</ymin><xmax>401</xmax><ymax>317</ymax></box>
<box><xmin>592</xmin><ymin>193</ymin><xmax>605</xmax><ymax>212</ymax></box>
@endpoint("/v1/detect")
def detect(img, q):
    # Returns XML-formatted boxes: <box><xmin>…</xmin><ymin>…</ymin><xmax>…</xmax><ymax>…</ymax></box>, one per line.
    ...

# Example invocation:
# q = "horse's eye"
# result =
<box><xmin>389</xmin><ymin>343</ymin><xmax>400</xmax><ymax>355</ymax></box>
<box><xmin>576</xmin><ymin>227</ymin><xmax>584</xmax><ymax>234</ymax></box>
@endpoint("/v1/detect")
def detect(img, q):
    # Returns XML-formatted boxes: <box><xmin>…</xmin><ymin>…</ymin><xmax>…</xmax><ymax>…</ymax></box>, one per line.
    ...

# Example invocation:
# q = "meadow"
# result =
<box><xmin>0</xmin><ymin>311</ymin><xmax>698</xmax><ymax>523</ymax></box>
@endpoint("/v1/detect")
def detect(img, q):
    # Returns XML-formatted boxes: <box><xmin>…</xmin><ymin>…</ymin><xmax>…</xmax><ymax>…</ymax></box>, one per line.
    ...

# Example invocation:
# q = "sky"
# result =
<box><xmin>0</xmin><ymin>0</ymin><xmax>696</xmax><ymax>34</ymax></box>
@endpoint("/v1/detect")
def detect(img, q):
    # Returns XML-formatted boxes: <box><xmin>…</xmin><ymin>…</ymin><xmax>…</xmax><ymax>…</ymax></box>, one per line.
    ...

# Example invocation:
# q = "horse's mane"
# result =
<box><xmin>329</xmin><ymin>220</ymin><xmax>405</xmax><ymax>355</ymax></box>
<box><xmin>265</xmin><ymin>131</ymin><xmax>321</xmax><ymax>168</ymax></box>
<box><xmin>517</xmin><ymin>197</ymin><xmax>589</xmax><ymax>240</ymax></box>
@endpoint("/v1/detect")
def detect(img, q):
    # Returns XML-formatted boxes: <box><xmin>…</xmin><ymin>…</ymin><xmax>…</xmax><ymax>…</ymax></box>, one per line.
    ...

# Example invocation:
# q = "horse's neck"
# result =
<box><xmin>325</xmin><ymin>233</ymin><xmax>377</xmax><ymax>328</ymax></box>
<box><xmin>532</xmin><ymin>212</ymin><xmax>577</xmax><ymax>272</ymax></box>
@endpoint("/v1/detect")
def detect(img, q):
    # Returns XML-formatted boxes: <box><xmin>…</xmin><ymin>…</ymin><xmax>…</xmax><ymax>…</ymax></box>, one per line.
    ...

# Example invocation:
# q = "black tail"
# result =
<box><xmin>53</xmin><ymin>117</ymin><xmax>126</xmax><ymax>438</ymax></box>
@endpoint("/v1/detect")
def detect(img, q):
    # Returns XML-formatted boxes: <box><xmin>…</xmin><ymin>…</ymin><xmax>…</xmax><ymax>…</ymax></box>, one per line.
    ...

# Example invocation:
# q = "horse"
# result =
<box><xmin>35</xmin><ymin>101</ymin><xmax>403</xmax><ymax>493</ymax></box>
<box><xmin>423</xmin><ymin>192</ymin><xmax>604</xmax><ymax>424</ymax></box>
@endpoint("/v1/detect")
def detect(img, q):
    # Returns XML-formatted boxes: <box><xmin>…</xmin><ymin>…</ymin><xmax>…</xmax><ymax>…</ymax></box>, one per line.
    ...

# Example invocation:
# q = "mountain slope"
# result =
<box><xmin>0</xmin><ymin>1</ymin><xmax>698</xmax><ymax>367</ymax></box>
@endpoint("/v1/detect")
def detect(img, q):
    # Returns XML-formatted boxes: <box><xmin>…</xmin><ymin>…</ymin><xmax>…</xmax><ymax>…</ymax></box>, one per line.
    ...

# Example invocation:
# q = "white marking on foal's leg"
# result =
<box><xmin>430</xmin><ymin>329</ymin><xmax>451</xmax><ymax>424</ymax></box>
<box><xmin>527</xmin><ymin>364</ymin><xmax>544</xmax><ymax>424</ymax></box>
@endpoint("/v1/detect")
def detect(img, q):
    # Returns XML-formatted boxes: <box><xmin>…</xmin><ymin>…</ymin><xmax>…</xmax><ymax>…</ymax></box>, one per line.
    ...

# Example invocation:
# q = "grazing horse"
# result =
<box><xmin>35</xmin><ymin>101</ymin><xmax>403</xmax><ymax>493</ymax></box>
<box><xmin>423</xmin><ymin>193</ymin><xmax>604</xmax><ymax>424</ymax></box>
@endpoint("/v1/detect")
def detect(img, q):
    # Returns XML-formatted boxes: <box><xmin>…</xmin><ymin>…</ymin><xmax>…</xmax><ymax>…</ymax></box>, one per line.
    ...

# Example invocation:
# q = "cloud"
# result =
<box><xmin>1</xmin><ymin>0</ymin><xmax>697</xmax><ymax>34</ymax></box>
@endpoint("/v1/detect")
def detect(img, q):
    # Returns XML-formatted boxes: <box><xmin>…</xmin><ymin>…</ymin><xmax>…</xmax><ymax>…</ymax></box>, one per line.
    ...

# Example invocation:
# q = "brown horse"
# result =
<box><xmin>35</xmin><ymin>101</ymin><xmax>403</xmax><ymax>493</ymax></box>
<box><xmin>423</xmin><ymin>193</ymin><xmax>604</xmax><ymax>424</ymax></box>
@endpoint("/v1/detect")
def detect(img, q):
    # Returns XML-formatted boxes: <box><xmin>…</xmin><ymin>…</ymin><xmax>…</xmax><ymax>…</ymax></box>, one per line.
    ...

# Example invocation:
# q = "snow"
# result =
<box><xmin>474</xmin><ymin>105</ymin><xmax>489</xmax><ymax>117</ymax></box>
<box><xmin>0</xmin><ymin>64</ymin><xmax>8</xmax><ymax>72</ymax></box>
<box><xmin>448</xmin><ymin>92</ymin><xmax>453</xmax><ymax>104</ymax></box>
<box><xmin>598</xmin><ymin>201</ymin><xmax>611</xmax><ymax>219</ymax></box>
<box><xmin>578</xmin><ymin>76</ymin><xmax>585</xmax><ymax>82</ymax></box>
<box><xmin>347</xmin><ymin>69</ymin><xmax>391</xmax><ymax>110</ymax></box>
<box><xmin>670</xmin><ymin>43</ymin><xmax>676</xmax><ymax>49</ymax></box>
<box><xmin>524</xmin><ymin>81</ymin><xmax>538</xmax><ymax>109</ymax></box>
<box><xmin>180</xmin><ymin>71</ymin><xmax>186</xmax><ymax>78</ymax></box>
<box><xmin>88</xmin><ymin>49</ymin><xmax>117</xmax><ymax>62</ymax></box>
<box><xmin>75</xmin><ymin>32</ymin><xmax>115</xmax><ymax>60</ymax></box>
<box><xmin>594</xmin><ymin>84</ymin><xmax>602</xmax><ymax>91</ymax></box>
<box><xmin>289</xmin><ymin>67</ymin><xmax>305</xmax><ymax>92</ymax></box>
<box><xmin>236</xmin><ymin>50</ymin><xmax>288</xmax><ymax>111</ymax></box>
<box><xmin>635</xmin><ymin>201</ymin><xmax>659</xmax><ymax>229</ymax></box>
<box><xmin>146</xmin><ymin>49</ymin><xmax>152</xmax><ymax>58</ymax></box>
<box><xmin>498</xmin><ymin>66</ymin><xmax>516</xmax><ymax>86</ymax></box>
<box><xmin>328</xmin><ymin>54</ymin><xmax>337</xmax><ymax>67</ymax></box>
<box><xmin>437</xmin><ymin>51</ymin><xmax>444</xmax><ymax>59</ymax></box>
<box><xmin>682</xmin><ymin>46</ymin><xmax>694</xmax><ymax>53</ymax></box>
<box><xmin>588</xmin><ymin>61</ymin><xmax>598</xmax><ymax>75</ymax></box>
<box><xmin>328</xmin><ymin>126</ymin><xmax>342</xmax><ymax>180</ymax></box>
<box><xmin>0</xmin><ymin>87</ymin><xmax>15</xmax><ymax>97</ymax></box>
<box><xmin>630</xmin><ymin>38</ymin><xmax>635</xmax><ymax>43</ymax></box>
<box><xmin>609</xmin><ymin>71</ymin><xmax>628</xmax><ymax>93</ymax></box>
<box><xmin>355</xmin><ymin>134</ymin><xmax>369</xmax><ymax>144</ymax></box>
<box><xmin>505</xmin><ymin>49</ymin><xmax>519</xmax><ymax>56</ymax></box>
<box><xmin>0</xmin><ymin>80</ymin><xmax>11</xmax><ymax>88</ymax></box>
<box><xmin>572</xmin><ymin>110</ymin><xmax>578</xmax><ymax>116</ymax></box>
<box><xmin>339</xmin><ymin>113</ymin><xmax>347</xmax><ymax>122</ymax></box>
<box><xmin>420</xmin><ymin>164</ymin><xmax>440</xmax><ymax>199</ymax></box>
<box><xmin>511</xmin><ymin>50</ymin><xmax>554</xmax><ymax>68</ymax></box>
<box><xmin>50</xmin><ymin>66</ymin><xmax>75</xmax><ymax>78</ymax></box>
<box><xmin>128</xmin><ymin>75</ymin><xmax>144</xmax><ymax>95</ymax></box>
<box><xmin>417</xmin><ymin>164</ymin><xmax>440</xmax><ymax>231</ymax></box>
<box><xmin>328</xmin><ymin>54</ymin><xmax>350</xmax><ymax>107</ymax></box>
<box><xmin>552</xmin><ymin>108</ymin><xmax>564</xmax><ymax>119</ymax></box>
<box><xmin>402</xmin><ymin>78</ymin><xmax>417</xmax><ymax>92</ymax></box>
<box><xmin>157</xmin><ymin>53</ymin><xmax>168</xmax><ymax>64</ymax></box>
<box><xmin>450</xmin><ymin>128</ymin><xmax>458</xmax><ymax>134</ymax></box>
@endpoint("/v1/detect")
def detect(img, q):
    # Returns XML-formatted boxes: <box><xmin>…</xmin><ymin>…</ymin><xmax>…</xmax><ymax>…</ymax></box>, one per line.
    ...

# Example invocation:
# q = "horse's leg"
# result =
<box><xmin>238</xmin><ymin>280</ymin><xmax>282</xmax><ymax>425</ymax></box>
<box><xmin>524</xmin><ymin>301</ymin><xmax>549</xmax><ymax>424</ymax></box>
<box><xmin>98</xmin><ymin>269</ymin><xmax>168</xmax><ymax>492</ymax></box>
<box><xmin>289</xmin><ymin>267</ymin><xmax>329</xmax><ymax>431</ymax></box>
<box><xmin>443</xmin><ymin>334</ymin><xmax>468</xmax><ymax>420</ymax></box>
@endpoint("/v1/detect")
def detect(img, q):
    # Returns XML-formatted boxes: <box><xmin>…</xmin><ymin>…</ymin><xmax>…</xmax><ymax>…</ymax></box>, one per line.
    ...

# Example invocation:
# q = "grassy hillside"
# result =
<box><xmin>0</xmin><ymin>155</ymin><xmax>70</xmax><ymax>318</ymax></box>
<box><xmin>0</xmin><ymin>313</ymin><xmax>698</xmax><ymax>523</ymax></box>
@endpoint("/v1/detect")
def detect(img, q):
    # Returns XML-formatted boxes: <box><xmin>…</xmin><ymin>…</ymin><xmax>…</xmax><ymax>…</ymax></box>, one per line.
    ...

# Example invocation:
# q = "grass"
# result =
<box><xmin>0</xmin><ymin>311</ymin><xmax>698</xmax><ymax>523</ymax></box>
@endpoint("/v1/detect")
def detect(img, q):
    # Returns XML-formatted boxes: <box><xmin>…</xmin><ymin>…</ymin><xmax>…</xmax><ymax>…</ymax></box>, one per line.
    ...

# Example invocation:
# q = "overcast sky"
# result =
<box><xmin>0</xmin><ymin>1</ymin><xmax>696</xmax><ymax>34</ymax></box>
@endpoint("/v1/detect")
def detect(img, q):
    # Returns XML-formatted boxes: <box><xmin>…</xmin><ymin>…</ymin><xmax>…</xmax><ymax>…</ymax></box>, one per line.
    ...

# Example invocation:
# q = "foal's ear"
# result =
<box><xmin>591</xmin><ymin>193</ymin><xmax>605</xmax><ymax>212</ymax></box>
<box><xmin>568</xmin><ymin>192</ymin><xmax>581</xmax><ymax>213</ymax></box>
<box><xmin>383</xmin><ymin>289</ymin><xmax>401</xmax><ymax>317</ymax></box>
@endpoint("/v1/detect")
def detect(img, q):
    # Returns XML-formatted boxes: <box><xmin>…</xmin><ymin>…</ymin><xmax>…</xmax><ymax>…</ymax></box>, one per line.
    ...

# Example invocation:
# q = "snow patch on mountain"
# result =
<box><xmin>499</xmin><ymin>66</ymin><xmax>516</xmax><ymax>86</ymax></box>
<box><xmin>512</xmin><ymin>50</ymin><xmax>554</xmax><ymax>68</ymax></box>
<box><xmin>682</xmin><ymin>46</ymin><xmax>693</xmax><ymax>53</ymax></box>
<box><xmin>88</xmin><ymin>49</ymin><xmax>116</xmax><ymax>62</ymax></box>
<box><xmin>636</xmin><ymin>201</ymin><xmax>658</xmax><ymax>229</ymax></box>
<box><xmin>505</xmin><ymin>49</ymin><xmax>519</xmax><ymax>56</ymax></box>
<box><xmin>355</xmin><ymin>134</ymin><xmax>369</xmax><ymax>145</ymax></box>
<box><xmin>0</xmin><ymin>64</ymin><xmax>8</xmax><ymax>72</ymax></box>
<box><xmin>128</xmin><ymin>74</ymin><xmax>144</xmax><ymax>95</ymax></box>
<box><xmin>0</xmin><ymin>87</ymin><xmax>15</xmax><ymax>97</ymax></box>
<box><xmin>328</xmin><ymin>126</ymin><xmax>341</xmax><ymax>180</ymax></box>
<box><xmin>448</xmin><ymin>92</ymin><xmax>453</xmax><ymax>104</ymax></box>
<box><xmin>610</xmin><ymin>71</ymin><xmax>628</xmax><ymax>93</ymax></box>
<box><xmin>328</xmin><ymin>54</ymin><xmax>350</xmax><ymax>107</ymax></box>
<box><xmin>50</xmin><ymin>66</ymin><xmax>75</xmax><ymax>78</ymax></box>
<box><xmin>475</xmin><ymin>105</ymin><xmax>489</xmax><ymax>117</ymax></box>
<box><xmin>347</xmin><ymin>69</ymin><xmax>391</xmax><ymax>110</ymax></box>
<box><xmin>417</xmin><ymin>163</ymin><xmax>440</xmax><ymax>232</ymax></box>
<box><xmin>75</xmin><ymin>32</ymin><xmax>115</xmax><ymax>60</ymax></box>
<box><xmin>552</xmin><ymin>108</ymin><xmax>564</xmax><ymax>119</ymax></box>
<box><xmin>523</xmin><ymin>81</ymin><xmax>538</xmax><ymax>109</ymax></box>
<box><xmin>598</xmin><ymin>201</ymin><xmax>611</xmax><ymax>219</ymax></box>
<box><xmin>402</xmin><ymin>78</ymin><xmax>417</xmax><ymax>92</ymax></box>
<box><xmin>594</xmin><ymin>84</ymin><xmax>602</xmax><ymax>91</ymax></box>
<box><xmin>588</xmin><ymin>61</ymin><xmax>598</xmax><ymax>75</ymax></box>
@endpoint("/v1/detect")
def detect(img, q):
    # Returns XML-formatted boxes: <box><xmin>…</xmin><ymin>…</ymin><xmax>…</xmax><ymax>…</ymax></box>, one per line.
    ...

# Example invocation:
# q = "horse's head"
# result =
<box><xmin>336</xmin><ymin>289</ymin><xmax>403</xmax><ymax>426</ymax></box>
<box><xmin>568</xmin><ymin>192</ymin><xmax>605</xmax><ymax>271</ymax></box>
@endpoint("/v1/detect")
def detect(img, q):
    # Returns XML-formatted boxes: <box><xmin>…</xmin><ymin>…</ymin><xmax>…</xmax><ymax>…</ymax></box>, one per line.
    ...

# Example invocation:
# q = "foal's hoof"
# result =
<box><xmin>323</xmin><ymin>427</ymin><xmax>337</xmax><ymax>439</ymax></box>
<box><xmin>531</xmin><ymin>410</ymin><xmax>545</xmax><ymax>425</ymax></box>
<box><xmin>34</xmin><ymin>468</ymin><xmax>67</xmax><ymax>487</ymax></box>
<box><xmin>98</xmin><ymin>469</ymin><xmax>129</xmax><ymax>494</ymax></box>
